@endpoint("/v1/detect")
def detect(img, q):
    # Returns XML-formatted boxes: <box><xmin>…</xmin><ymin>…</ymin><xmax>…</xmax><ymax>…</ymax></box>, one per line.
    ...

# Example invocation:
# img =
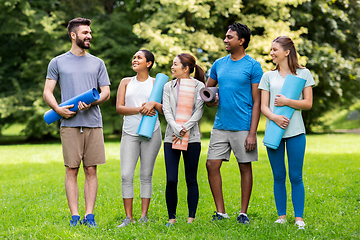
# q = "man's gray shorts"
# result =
<box><xmin>207</xmin><ymin>129</ymin><xmax>258</xmax><ymax>163</ymax></box>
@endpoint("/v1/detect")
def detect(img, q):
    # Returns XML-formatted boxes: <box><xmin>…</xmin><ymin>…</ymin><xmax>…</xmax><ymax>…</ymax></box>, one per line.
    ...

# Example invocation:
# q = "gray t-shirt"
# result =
<box><xmin>46</xmin><ymin>51</ymin><xmax>110</xmax><ymax>128</ymax></box>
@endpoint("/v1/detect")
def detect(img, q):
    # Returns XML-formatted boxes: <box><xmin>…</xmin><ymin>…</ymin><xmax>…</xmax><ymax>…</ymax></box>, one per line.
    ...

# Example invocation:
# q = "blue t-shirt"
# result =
<box><xmin>210</xmin><ymin>54</ymin><xmax>263</xmax><ymax>131</ymax></box>
<box><xmin>46</xmin><ymin>51</ymin><xmax>111</xmax><ymax>128</ymax></box>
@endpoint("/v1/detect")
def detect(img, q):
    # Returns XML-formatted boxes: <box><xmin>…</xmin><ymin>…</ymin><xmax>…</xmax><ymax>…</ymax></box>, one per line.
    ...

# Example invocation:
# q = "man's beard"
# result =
<box><xmin>76</xmin><ymin>36</ymin><xmax>90</xmax><ymax>49</ymax></box>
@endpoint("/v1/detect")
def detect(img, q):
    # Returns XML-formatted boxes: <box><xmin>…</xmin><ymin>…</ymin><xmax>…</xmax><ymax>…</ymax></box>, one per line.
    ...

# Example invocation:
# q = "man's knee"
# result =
<box><xmin>83</xmin><ymin>166</ymin><xmax>97</xmax><ymax>177</ymax></box>
<box><xmin>206</xmin><ymin>159</ymin><xmax>221</xmax><ymax>172</ymax></box>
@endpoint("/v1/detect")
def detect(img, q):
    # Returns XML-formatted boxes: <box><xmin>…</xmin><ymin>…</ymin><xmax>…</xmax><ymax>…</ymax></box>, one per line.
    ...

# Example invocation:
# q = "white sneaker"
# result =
<box><xmin>218</xmin><ymin>212</ymin><xmax>230</xmax><ymax>219</ymax></box>
<box><xmin>274</xmin><ymin>218</ymin><xmax>287</xmax><ymax>224</ymax></box>
<box><xmin>295</xmin><ymin>220</ymin><xmax>305</xmax><ymax>229</ymax></box>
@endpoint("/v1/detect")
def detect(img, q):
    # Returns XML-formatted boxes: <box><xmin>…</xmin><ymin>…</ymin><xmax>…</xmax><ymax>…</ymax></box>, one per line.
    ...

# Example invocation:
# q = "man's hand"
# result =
<box><xmin>206</xmin><ymin>93</ymin><xmax>219</xmax><ymax>107</ymax></box>
<box><xmin>78</xmin><ymin>101</ymin><xmax>91</xmax><ymax>111</ymax></box>
<box><xmin>244</xmin><ymin>132</ymin><xmax>257</xmax><ymax>152</ymax></box>
<box><xmin>56</xmin><ymin>105</ymin><xmax>76</xmax><ymax>119</ymax></box>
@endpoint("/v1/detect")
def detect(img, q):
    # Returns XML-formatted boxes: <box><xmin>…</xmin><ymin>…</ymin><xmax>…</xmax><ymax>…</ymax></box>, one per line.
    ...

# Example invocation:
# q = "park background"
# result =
<box><xmin>0</xmin><ymin>0</ymin><xmax>359</xmax><ymax>239</ymax></box>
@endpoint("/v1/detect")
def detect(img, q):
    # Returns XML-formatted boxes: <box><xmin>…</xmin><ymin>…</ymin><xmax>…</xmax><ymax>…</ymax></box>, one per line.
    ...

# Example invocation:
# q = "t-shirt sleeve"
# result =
<box><xmin>258</xmin><ymin>71</ymin><xmax>270</xmax><ymax>91</ymax></box>
<box><xmin>302</xmin><ymin>68</ymin><xmax>315</xmax><ymax>88</ymax></box>
<box><xmin>98</xmin><ymin>60</ymin><xmax>111</xmax><ymax>87</ymax></box>
<box><xmin>251</xmin><ymin>61</ymin><xmax>263</xmax><ymax>84</ymax></box>
<box><xmin>209</xmin><ymin>60</ymin><xmax>218</xmax><ymax>81</ymax></box>
<box><xmin>46</xmin><ymin>58</ymin><xmax>59</xmax><ymax>81</ymax></box>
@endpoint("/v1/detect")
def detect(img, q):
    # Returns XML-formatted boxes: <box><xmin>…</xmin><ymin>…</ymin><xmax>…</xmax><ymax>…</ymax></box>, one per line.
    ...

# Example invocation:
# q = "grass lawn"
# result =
<box><xmin>0</xmin><ymin>133</ymin><xmax>359</xmax><ymax>239</ymax></box>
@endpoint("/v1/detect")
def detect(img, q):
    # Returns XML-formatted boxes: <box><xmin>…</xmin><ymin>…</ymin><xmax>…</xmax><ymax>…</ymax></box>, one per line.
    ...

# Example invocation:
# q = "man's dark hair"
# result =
<box><xmin>67</xmin><ymin>18</ymin><xmax>91</xmax><ymax>38</ymax></box>
<box><xmin>228</xmin><ymin>22</ymin><xmax>251</xmax><ymax>49</ymax></box>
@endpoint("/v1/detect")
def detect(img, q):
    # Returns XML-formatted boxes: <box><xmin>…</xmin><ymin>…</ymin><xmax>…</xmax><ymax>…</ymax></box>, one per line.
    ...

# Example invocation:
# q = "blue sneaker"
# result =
<box><xmin>83</xmin><ymin>214</ymin><xmax>98</xmax><ymax>228</ymax></box>
<box><xmin>237</xmin><ymin>213</ymin><xmax>250</xmax><ymax>225</ymax></box>
<box><xmin>211</xmin><ymin>212</ymin><xmax>229</xmax><ymax>221</ymax></box>
<box><xmin>70</xmin><ymin>215</ymin><xmax>81</xmax><ymax>227</ymax></box>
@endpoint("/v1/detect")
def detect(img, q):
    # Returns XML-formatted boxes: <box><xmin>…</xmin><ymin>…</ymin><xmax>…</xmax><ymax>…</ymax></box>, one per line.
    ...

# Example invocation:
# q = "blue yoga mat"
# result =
<box><xmin>43</xmin><ymin>88</ymin><xmax>100</xmax><ymax>125</ymax></box>
<box><xmin>263</xmin><ymin>75</ymin><xmax>306</xmax><ymax>149</ymax></box>
<box><xmin>136</xmin><ymin>73</ymin><xmax>169</xmax><ymax>139</ymax></box>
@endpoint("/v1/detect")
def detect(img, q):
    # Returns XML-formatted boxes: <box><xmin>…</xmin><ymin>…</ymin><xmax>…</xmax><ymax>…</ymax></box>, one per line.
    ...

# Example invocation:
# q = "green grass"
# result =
<box><xmin>0</xmin><ymin>134</ymin><xmax>359</xmax><ymax>239</ymax></box>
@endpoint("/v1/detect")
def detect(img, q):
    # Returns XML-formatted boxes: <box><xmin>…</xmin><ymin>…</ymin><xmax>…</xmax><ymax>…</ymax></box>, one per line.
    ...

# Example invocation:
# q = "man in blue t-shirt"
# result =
<box><xmin>206</xmin><ymin>23</ymin><xmax>263</xmax><ymax>224</ymax></box>
<box><xmin>43</xmin><ymin>18</ymin><xmax>110</xmax><ymax>227</ymax></box>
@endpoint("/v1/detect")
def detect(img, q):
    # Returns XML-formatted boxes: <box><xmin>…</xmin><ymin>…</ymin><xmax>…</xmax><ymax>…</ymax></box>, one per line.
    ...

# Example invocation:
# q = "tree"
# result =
<box><xmin>291</xmin><ymin>0</ymin><xmax>360</xmax><ymax>130</ymax></box>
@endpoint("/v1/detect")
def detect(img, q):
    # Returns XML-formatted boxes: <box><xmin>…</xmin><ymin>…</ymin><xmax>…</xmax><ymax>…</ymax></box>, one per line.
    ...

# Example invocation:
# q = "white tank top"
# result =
<box><xmin>123</xmin><ymin>76</ymin><xmax>160</xmax><ymax>136</ymax></box>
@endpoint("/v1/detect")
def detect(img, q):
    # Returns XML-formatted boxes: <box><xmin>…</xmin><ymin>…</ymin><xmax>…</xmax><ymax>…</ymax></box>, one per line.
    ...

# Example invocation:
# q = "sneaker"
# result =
<box><xmin>117</xmin><ymin>216</ymin><xmax>134</xmax><ymax>228</ymax></box>
<box><xmin>295</xmin><ymin>220</ymin><xmax>305</xmax><ymax>230</ymax></box>
<box><xmin>83</xmin><ymin>214</ymin><xmax>98</xmax><ymax>228</ymax></box>
<box><xmin>211</xmin><ymin>212</ymin><xmax>229</xmax><ymax>221</ymax></box>
<box><xmin>274</xmin><ymin>218</ymin><xmax>287</xmax><ymax>224</ymax></box>
<box><xmin>138</xmin><ymin>215</ymin><xmax>148</xmax><ymax>223</ymax></box>
<box><xmin>70</xmin><ymin>215</ymin><xmax>81</xmax><ymax>227</ymax></box>
<box><xmin>237</xmin><ymin>213</ymin><xmax>250</xmax><ymax>225</ymax></box>
<box><xmin>165</xmin><ymin>222</ymin><xmax>174</xmax><ymax>227</ymax></box>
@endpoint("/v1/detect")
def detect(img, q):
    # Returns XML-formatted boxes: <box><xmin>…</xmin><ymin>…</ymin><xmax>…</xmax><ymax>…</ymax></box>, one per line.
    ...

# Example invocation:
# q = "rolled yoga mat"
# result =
<box><xmin>172</xmin><ymin>78</ymin><xmax>197</xmax><ymax>151</ymax></box>
<box><xmin>43</xmin><ymin>88</ymin><xmax>100</xmax><ymax>125</ymax></box>
<box><xmin>263</xmin><ymin>75</ymin><xmax>306</xmax><ymax>150</ymax></box>
<box><xmin>136</xmin><ymin>73</ymin><xmax>169</xmax><ymax>139</ymax></box>
<box><xmin>199</xmin><ymin>87</ymin><xmax>218</xmax><ymax>103</ymax></box>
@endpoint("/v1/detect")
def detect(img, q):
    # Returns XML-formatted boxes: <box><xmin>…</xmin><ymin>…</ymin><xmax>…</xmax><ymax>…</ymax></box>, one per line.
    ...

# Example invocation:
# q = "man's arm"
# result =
<box><xmin>92</xmin><ymin>85</ymin><xmax>110</xmax><ymax>105</ymax></box>
<box><xmin>43</xmin><ymin>78</ymin><xmax>76</xmax><ymax>118</ymax></box>
<box><xmin>79</xmin><ymin>85</ymin><xmax>110</xmax><ymax>111</ymax></box>
<box><xmin>244</xmin><ymin>83</ymin><xmax>261</xmax><ymax>152</ymax></box>
<box><xmin>205</xmin><ymin>77</ymin><xmax>219</xmax><ymax>107</ymax></box>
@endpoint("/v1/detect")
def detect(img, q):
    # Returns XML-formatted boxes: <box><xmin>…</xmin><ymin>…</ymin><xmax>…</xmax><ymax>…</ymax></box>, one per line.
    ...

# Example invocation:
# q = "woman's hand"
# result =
<box><xmin>274</xmin><ymin>94</ymin><xmax>288</xmax><ymax>107</ymax></box>
<box><xmin>179</xmin><ymin>126</ymin><xmax>187</xmax><ymax>137</ymax></box>
<box><xmin>172</xmin><ymin>134</ymin><xmax>182</xmax><ymax>144</ymax></box>
<box><xmin>273</xmin><ymin>115</ymin><xmax>290</xmax><ymax>129</ymax></box>
<box><xmin>139</xmin><ymin>101</ymin><xmax>157</xmax><ymax>116</ymax></box>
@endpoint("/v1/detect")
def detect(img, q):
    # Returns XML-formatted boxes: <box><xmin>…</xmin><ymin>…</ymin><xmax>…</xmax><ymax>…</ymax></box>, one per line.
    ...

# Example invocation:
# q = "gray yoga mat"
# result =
<box><xmin>199</xmin><ymin>87</ymin><xmax>219</xmax><ymax>103</ymax></box>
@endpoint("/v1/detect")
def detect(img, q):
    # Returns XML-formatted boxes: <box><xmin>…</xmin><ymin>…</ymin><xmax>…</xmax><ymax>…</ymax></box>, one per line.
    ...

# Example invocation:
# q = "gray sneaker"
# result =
<box><xmin>138</xmin><ymin>215</ymin><xmax>148</xmax><ymax>223</ymax></box>
<box><xmin>117</xmin><ymin>216</ymin><xmax>134</xmax><ymax>228</ymax></box>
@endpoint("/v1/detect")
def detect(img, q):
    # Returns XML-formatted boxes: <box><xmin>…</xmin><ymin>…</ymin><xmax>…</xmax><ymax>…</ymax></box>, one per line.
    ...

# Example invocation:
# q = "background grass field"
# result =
<box><xmin>0</xmin><ymin>133</ymin><xmax>359</xmax><ymax>239</ymax></box>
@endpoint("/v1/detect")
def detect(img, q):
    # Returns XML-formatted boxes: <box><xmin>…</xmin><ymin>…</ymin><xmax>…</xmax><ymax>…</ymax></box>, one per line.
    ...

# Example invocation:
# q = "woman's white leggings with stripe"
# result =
<box><xmin>120</xmin><ymin>128</ymin><xmax>162</xmax><ymax>199</ymax></box>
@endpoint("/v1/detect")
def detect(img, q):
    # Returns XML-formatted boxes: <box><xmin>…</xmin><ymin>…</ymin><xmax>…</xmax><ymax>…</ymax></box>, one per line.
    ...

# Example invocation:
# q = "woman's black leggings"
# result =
<box><xmin>164</xmin><ymin>142</ymin><xmax>201</xmax><ymax>219</ymax></box>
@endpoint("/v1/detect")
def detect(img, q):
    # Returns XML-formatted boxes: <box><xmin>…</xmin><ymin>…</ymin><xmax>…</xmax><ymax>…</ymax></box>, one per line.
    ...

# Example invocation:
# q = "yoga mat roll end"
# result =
<box><xmin>199</xmin><ymin>87</ymin><xmax>218</xmax><ymax>103</ymax></box>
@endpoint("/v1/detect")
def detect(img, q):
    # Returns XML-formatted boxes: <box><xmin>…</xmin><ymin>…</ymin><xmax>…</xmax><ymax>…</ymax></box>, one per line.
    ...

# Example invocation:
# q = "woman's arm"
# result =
<box><xmin>260</xmin><ymin>90</ymin><xmax>290</xmax><ymax>129</ymax></box>
<box><xmin>162</xmin><ymin>82</ymin><xmax>183</xmax><ymax>136</ymax></box>
<box><xmin>116</xmin><ymin>78</ymin><xmax>142</xmax><ymax>115</ymax></box>
<box><xmin>275</xmin><ymin>86</ymin><xmax>313</xmax><ymax>110</ymax></box>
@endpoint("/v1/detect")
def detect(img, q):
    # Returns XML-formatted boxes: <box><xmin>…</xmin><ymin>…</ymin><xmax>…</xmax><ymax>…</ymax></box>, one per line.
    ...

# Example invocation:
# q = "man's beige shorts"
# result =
<box><xmin>60</xmin><ymin>127</ymin><xmax>106</xmax><ymax>168</ymax></box>
<box><xmin>207</xmin><ymin>129</ymin><xmax>258</xmax><ymax>163</ymax></box>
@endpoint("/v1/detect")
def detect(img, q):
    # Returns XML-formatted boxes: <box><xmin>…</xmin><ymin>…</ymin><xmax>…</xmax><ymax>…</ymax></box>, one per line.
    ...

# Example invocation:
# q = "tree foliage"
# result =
<box><xmin>0</xmin><ymin>0</ymin><xmax>359</xmax><ymax>138</ymax></box>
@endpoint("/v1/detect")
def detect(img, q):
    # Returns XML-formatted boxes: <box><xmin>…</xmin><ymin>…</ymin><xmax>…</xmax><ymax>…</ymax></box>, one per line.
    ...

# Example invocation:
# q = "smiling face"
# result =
<box><xmin>132</xmin><ymin>51</ymin><xmax>151</xmax><ymax>73</ymax></box>
<box><xmin>224</xmin><ymin>29</ymin><xmax>243</xmax><ymax>53</ymax></box>
<box><xmin>270</xmin><ymin>41</ymin><xmax>290</xmax><ymax>65</ymax></box>
<box><xmin>171</xmin><ymin>57</ymin><xmax>189</xmax><ymax>79</ymax></box>
<box><xmin>74</xmin><ymin>25</ymin><xmax>92</xmax><ymax>49</ymax></box>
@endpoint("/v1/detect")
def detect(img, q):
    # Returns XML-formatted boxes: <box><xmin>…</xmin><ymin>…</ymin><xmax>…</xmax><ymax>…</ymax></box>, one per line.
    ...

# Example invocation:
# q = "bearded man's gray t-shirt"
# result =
<box><xmin>46</xmin><ymin>51</ymin><xmax>110</xmax><ymax>128</ymax></box>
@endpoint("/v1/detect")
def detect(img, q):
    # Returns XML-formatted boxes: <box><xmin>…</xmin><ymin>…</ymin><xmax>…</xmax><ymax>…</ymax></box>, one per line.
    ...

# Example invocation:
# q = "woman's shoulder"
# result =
<box><xmin>262</xmin><ymin>70</ymin><xmax>278</xmax><ymax>78</ymax></box>
<box><xmin>297</xmin><ymin>68</ymin><xmax>311</xmax><ymax>74</ymax></box>
<box><xmin>121</xmin><ymin>77</ymin><xmax>133</xmax><ymax>84</ymax></box>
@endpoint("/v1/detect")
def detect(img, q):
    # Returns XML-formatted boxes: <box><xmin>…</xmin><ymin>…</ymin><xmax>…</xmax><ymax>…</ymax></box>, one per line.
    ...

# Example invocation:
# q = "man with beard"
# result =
<box><xmin>43</xmin><ymin>18</ymin><xmax>110</xmax><ymax>227</ymax></box>
<box><xmin>205</xmin><ymin>23</ymin><xmax>262</xmax><ymax>224</ymax></box>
